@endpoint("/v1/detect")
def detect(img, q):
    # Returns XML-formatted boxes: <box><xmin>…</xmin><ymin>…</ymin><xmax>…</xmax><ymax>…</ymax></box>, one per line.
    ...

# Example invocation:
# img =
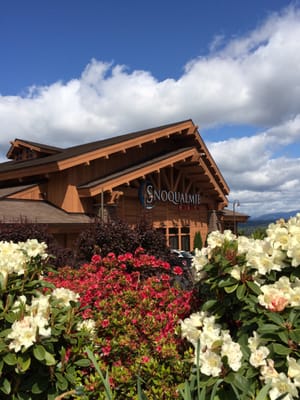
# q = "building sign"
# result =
<box><xmin>139</xmin><ymin>181</ymin><xmax>201</xmax><ymax>210</ymax></box>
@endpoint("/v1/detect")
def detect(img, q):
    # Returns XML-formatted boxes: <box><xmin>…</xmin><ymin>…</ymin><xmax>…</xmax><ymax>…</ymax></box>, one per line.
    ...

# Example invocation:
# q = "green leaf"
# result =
<box><xmin>31</xmin><ymin>380</ymin><xmax>47</xmax><ymax>394</ymax></box>
<box><xmin>0</xmin><ymin>272</ymin><xmax>7</xmax><ymax>290</ymax></box>
<box><xmin>267</xmin><ymin>312</ymin><xmax>285</xmax><ymax>326</ymax></box>
<box><xmin>137</xmin><ymin>375</ymin><xmax>148</xmax><ymax>400</ymax></box>
<box><xmin>290</xmin><ymin>329</ymin><xmax>300</xmax><ymax>343</ymax></box>
<box><xmin>272</xmin><ymin>343</ymin><xmax>291</xmax><ymax>356</ymax></box>
<box><xmin>258</xmin><ymin>324</ymin><xmax>280</xmax><ymax>334</ymax></box>
<box><xmin>231</xmin><ymin>373</ymin><xmax>251</xmax><ymax>393</ymax></box>
<box><xmin>278</xmin><ymin>331</ymin><xmax>289</xmax><ymax>344</ymax></box>
<box><xmin>0</xmin><ymin>378</ymin><xmax>11</xmax><ymax>395</ymax></box>
<box><xmin>3</xmin><ymin>352</ymin><xmax>17</xmax><ymax>366</ymax></box>
<box><xmin>246</xmin><ymin>280</ymin><xmax>261</xmax><ymax>295</ymax></box>
<box><xmin>17</xmin><ymin>354</ymin><xmax>31</xmax><ymax>372</ymax></box>
<box><xmin>202</xmin><ymin>300</ymin><xmax>218</xmax><ymax>311</ymax></box>
<box><xmin>5</xmin><ymin>312</ymin><xmax>18</xmax><ymax>324</ymax></box>
<box><xmin>86</xmin><ymin>348</ymin><xmax>113</xmax><ymax>399</ymax></box>
<box><xmin>219</xmin><ymin>279</ymin><xmax>237</xmax><ymax>288</ymax></box>
<box><xmin>210</xmin><ymin>379</ymin><xmax>223</xmax><ymax>400</ymax></box>
<box><xmin>56</xmin><ymin>375</ymin><xmax>68</xmax><ymax>391</ymax></box>
<box><xmin>255</xmin><ymin>383</ymin><xmax>272</xmax><ymax>400</ymax></box>
<box><xmin>224</xmin><ymin>284</ymin><xmax>239</xmax><ymax>293</ymax></box>
<box><xmin>288</xmin><ymin>309</ymin><xmax>300</xmax><ymax>325</ymax></box>
<box><xmin>44</xmin><ymin>351</ymin><xmax>56</xmax><ymax>366</ymax></box>
<box><xmin>74</xmin><ymin>358</ymin><xmax>90</xmax><ymax>367</ymax></box>
<box><xmin>236</xmin><ymin>284</ymin><xmax>246</xmax><ymax>300</ymax></box>
<box><xmin>33</xmin><ymin>344</ymin><xmax>46</xmax><ymax>361</ymax></box>
<box><xmin>178</xmin><ymin>381</ymin><xmax>192</xmax><ymax>400</ymax></box>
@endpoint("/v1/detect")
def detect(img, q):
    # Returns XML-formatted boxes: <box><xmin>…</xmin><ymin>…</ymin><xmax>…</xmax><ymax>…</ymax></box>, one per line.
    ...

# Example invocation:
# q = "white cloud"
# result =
<box><xmin>0</xmin><ymin>5</ymin><xmax>300</xmax><ymax>217</ymax></box>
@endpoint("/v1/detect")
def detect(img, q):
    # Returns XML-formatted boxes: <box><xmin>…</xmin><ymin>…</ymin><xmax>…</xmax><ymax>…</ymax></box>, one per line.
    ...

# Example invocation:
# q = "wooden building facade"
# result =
<box><xmin>0</xmin><ymin>119</ymin><xmax>246</xmax><ymax>250</ymax></box>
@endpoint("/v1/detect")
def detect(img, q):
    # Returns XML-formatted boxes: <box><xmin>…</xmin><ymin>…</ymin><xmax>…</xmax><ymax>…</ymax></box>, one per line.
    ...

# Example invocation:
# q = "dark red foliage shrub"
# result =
<box><xmin>75</xmin><ymin>218</ymin><xmax>171</xmax><ymax>262</ymax></box>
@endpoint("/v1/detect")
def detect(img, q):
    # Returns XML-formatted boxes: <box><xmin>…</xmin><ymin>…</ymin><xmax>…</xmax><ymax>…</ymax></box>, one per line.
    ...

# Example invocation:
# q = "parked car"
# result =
<box><xmin>171</xmin><ymin>249</ymin><xmax>193</xmax><ymax>267</ymax></box>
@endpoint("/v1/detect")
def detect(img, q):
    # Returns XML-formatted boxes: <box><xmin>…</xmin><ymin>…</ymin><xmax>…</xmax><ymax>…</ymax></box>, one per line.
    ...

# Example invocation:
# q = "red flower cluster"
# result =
<box><xmin>46</xmin><ymin>250</ymin><xmax>193</xmax><ymax>398</ymax></box>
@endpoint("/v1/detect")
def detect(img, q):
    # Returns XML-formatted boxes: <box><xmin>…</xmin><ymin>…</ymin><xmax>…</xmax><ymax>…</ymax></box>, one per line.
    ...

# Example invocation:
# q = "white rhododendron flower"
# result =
<box><xmin>260</xmin><ymin>359</ymin><xmax>278</xmax><ymax>382</ymax></box>
<box><xmin>192</xmin><ymin>248</ymin><xmax>209</xmax><ymax>282</ymax></box>
<box><xmin>0</xmin><ymin>241</ymin><xmax>26</xmax><ymax>276</ymax></box>
<box><xmin>248</xmin><ymin>331</ymin><xmax>261</xmax><ymax>352</ymax></box>
<box><xmin>8</xmin><ymin>316</ymin><xmax>37</xmax><ymax>352</ymax></box>
<box><xmin>287</xmin><ymin>240</ymin><xmax>300</xmax><ymax>267</ymax></box>
<box><xmin>207</xmin><ymin>230</ymin><xmax>236</xmax><ymax>249</ymax></box>
<box><xmin>12</xmin><ymin>295</ymin><xmax>27</xmax><ymax>313</ymax></box>
<box><xmin>289</xmin><ymin>286</ymin><xmax>300</xmax><ymax>307</ymax></box>
<box><xmin>288</xmin><ymin>357</ymin><xmax>300</xmax><ymax>385</ymax></box>
<box><xmin>0</xmin><ymin>239</ymin><xmax>48</xmax><ymax>279</ymax></box>
<box><xmin>28</xmin><ymin>294</ymin><xmax>51</xmax><ymax>318</ymax></box>
<box><xmin>221</xmin><ymin>332</ymin><xmax>242</xmax><ymax>371</ymax></box>
<box><xmin>230</xmin><ymin>265</ymin><xmax>242</xmax><ymax>280</ymax></box>
<box><xmin>267</xmin><ymin>225</ymin><xmax>290</xmax><ymax>251</ymax></box>
<box><xmin>77</xmin><ymin>319</ymin><xmax>96</xmax><ymax>335</ymax></box>
<box><xmin>237</xmin><ymin>235</ymin><xmax>253</xmax><ymax>255</ymax></box>
<box><xmin>7</xmin><ymin>314</ymin><xmax>51</xmax><ymax>352</ymax></box>
<box><xmin>247</xmin><ymin>250</ymin><xmax>283</xmax><ymax>275</ymax></box>
<box><xmin>180</xmin><ymin>311</ymin><xmax>208</xmax><ymax>345</ymax></box>
<box><xmin>181</xmin><ymin>312</ymin><xmax>242</xmax><ymax>376</ymax></box>
<box><xmin>268</xmin><ymin>372</ymin><xmax>298</xmax><ymax>400</ymax></box>
<box><xmin>52</xmin><ymin>287</ymin><xmax>79</xmax><ymax>306</ymax></box>
<box><xmin>19</xmin><ymin>239</ymin><xmax>48</xmax><ymax>260</ymax></box>
<box><xmin>199</xmin><ymin>350</ymin><xmax>222</xmax><ymax>377</ymax></box>
<box><xmin>258</xmin><ymin>276</ymin><xmax>300</xmax><ymax>311</ymax></box>
<box><xmin>248</xmin><ymin>332</ymin><xmax>270</xmax><ymax>368</ymax></box>
<box><xmin>249</xmin><ymin>346</ymin><xmax>270</xmax><ymax>368</ymax></box>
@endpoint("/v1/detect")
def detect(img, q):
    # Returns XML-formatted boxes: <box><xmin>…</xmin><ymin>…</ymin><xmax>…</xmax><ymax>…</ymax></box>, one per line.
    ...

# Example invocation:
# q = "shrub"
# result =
<box><xmin>75</xmin><ymin>218</ymin><xmax>172</xmax><ymax>263</ymax></box>
<box><xmin>75</xmin><ymin>219</ymin><xmax>139</xmax><ymax>262</ymax></box>
<box><xmin>180</xmin><ymin>214</ymin><xmax>300</xmax><ymax>399</ymax></box>
<box><xmin>0</xmin><ymin>221</ymin><xmax>52</xmax><ymax>245</ymax></box>
<box><xmin>47</xmin><ymin>250</ymin><xmax>194</xmax><ymax>399</ymax></box>
<box><xmin>0</xmin><ymin>221</ymin><xmax>73</xmax><ymax>268</ymax></box>
<box><xmin>0</xmin><ymin>239</ymin><xmax>91</xmax><ymax>399</ymax></box>
<box><xmin>193</xmin><ymin>231</ymin><xmax>203</xmax><ymax>250</ymax></box>
<box><xmin>135</xmin><ymin>219</ymin><xmax>170</xmax><ymax>260</ymax></box>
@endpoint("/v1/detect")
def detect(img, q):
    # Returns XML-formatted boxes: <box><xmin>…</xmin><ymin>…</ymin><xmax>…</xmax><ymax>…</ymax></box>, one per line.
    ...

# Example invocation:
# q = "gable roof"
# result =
<box><xmin>0</xmin><ymin>120</ymin><xmax>191</xmax><ymax>175</ymax></box>
<box><xmin>6</xmin><ymin>139</ymin><xmax>63</xmax><ymax>160</ymax></box>
<box><xmin>0</xmin><ymin>120</ymin><xmax>230</xmax><ymax>201</ymax></box>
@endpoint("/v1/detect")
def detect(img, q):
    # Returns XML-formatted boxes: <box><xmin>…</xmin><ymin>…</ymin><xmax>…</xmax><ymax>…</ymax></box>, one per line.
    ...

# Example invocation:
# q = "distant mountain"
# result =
<box><xmin>250</xmin><ymin>210</ymin><xmax>300</xmax><ymax>222</ymax></box>
<box><xmin>239</xmin><ymin>209</ymin><xmax>300</xmax><ymax>235</ymax></box>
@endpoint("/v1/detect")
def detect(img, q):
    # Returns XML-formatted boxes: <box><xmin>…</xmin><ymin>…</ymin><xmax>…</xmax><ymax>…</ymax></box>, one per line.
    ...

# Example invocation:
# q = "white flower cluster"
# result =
<box><xmin>77</xmin><ymin>319</ymin><xmax>96</xmax><ymax>336</ymax></box>
<box><xmin>249</xmin><ymin>332</ymin><xmax>300</xmax><ymax>400</ymax></box>
<box><xmin>8</xmin><ymin>294</ymin><xmax>51</xmax><ymax>352</ymax></box>
<box><xmin>7</xmin><ymin>287</ymin><xmax>80</xmax><ymax>353</ymax></box>
<box><xmin>52</xmin><ymin>287</ymin><xmax>80</xmax><ymax>306</ymax></box>
<box><xmin>258</xmin><ymin>276</ymin><xmax>300</xmax><ymax>311</ymax></box>
<box><xmin>0</xmin><ymin>239</ymin><xmax>48</xmax><ymax>284</ymax></box>
<box><xmin>192</xmin><ymin>213</ymin><xmax>300</xmax><ymax>282</ymax></box>
<box><xmin>181</xmin><ymin>311</ymin><xmax>242</xmax><ymax>377</ymax></box>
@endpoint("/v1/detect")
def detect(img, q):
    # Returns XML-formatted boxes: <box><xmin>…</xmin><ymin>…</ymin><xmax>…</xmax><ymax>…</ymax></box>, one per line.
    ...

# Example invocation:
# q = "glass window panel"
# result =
<box><xmin>169</xmin><ymin>235</ymin><xmax>179</xmax><ymax>249</ymax></box>
<box><xmin>181</xmin><ymin>227</ymin><xmax>190</xmax><ymax>234</ymax></box>
<box><xmin>181</xmin><ymin>235</ymin><xmax>190</xmax><ymax>251</ymax></box>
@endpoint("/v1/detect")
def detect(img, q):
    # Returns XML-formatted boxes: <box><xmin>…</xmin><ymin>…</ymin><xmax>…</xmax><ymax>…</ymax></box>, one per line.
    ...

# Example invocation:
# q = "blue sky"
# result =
<box><xmin>0</xmin><ymin>0</ymin><xmax>299</xmax><ymax>217</ymax></box>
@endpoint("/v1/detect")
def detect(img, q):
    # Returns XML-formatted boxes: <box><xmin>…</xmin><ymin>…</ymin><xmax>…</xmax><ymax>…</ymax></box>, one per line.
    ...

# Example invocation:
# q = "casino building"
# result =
<box><xmin>0</xmin><ymin>119</ymin><xmax>248</xmax><ymax>250</ymax></box>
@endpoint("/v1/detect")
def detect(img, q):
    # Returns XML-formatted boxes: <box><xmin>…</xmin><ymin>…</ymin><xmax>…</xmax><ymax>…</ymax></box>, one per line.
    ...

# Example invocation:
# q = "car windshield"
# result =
<box><xmin>180</xmin><ymin>251</ymin><xmax>192</xmax><ymax>257</ymax></box>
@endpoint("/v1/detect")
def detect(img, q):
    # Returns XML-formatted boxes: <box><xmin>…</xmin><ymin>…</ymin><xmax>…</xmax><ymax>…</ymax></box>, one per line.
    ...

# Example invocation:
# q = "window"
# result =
<box><xmin>160</xmin><ymin>226</ymin><xmax>190</xmax><ymax>251</ymax></box>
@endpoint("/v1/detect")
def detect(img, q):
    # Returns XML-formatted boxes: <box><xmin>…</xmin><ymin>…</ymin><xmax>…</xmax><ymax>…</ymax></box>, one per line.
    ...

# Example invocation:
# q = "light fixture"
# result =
<box><xmin>233</xmin><ymin>200</ymin><xmax>240</xmax><ymax>235</ymax></box>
